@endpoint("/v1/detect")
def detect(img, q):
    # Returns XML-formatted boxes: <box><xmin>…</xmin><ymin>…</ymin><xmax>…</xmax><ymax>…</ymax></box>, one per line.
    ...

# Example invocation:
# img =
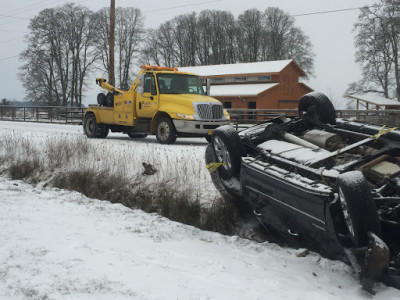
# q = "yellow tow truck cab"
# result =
<box><xmin>83</xmin><ymin>65</ymin><xmax>230</xmax><ymax>144</ymax></box>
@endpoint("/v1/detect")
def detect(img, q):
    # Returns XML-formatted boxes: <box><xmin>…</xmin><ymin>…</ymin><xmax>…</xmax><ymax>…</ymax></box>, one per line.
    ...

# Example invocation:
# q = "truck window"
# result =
<box><xmin>156</xmin><ymin>74</ymin><xmax>205</xmax><ymax>95</ymax></box>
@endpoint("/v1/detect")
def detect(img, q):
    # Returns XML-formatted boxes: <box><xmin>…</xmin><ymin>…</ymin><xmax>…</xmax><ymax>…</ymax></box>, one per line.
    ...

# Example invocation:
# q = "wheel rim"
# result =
<box><xmin>213</xmin><ymin>136</ymin><xmax>232</xmax><ymax>170</ymax></box>
<box><xmin>157</xmin><ymin>121</ymin><xmax>170</xmax><ymax>141</ymax></box>
<box><xmin>338</xmin><ymin>187</ymin><xmax>355</xmax><ymax>237</ymax></box>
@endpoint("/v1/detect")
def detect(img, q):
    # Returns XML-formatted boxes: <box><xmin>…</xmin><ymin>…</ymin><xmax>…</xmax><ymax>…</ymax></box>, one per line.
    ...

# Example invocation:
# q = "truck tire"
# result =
<box><xmin>105</xmin><ymin>93</ymin><xmax>114</xmax><ymax>107</ymax></box>
<box><xmin>83</xmin><ymin>114</ymin><xmax>108</xmax><ymax>139</ymax></box>
<box><xmin>205</xmin><ymin>144</ymin><xmax>242</xmax><ymax>202</ymax></box>
<box><xmin>337</xmin><ymin>171</ymin><xmax>381</xmax><ymax>247</ymax></box>
<box><xmin>97</xmin><ymin>93</ymin><xmax>106</xmax><ymax>106</ymax></box>
<box><xmin>211</xmin><ymin>125</ymin><xmax>243</xmax><ymax>180</ymax></box>
<box><xmin>98</xmin><ymin>125</ymin><xmax>109</xmax><ymax>138</ymax></box>
<box><xmin>298</xmin><ymin>92</ymin><xmax>336</xmax><ymax>125</ymax></box>
<box><xmin>156</xmin><ymin>116</ymin><xmax>177</xmax><ymax>144</ymax></box>
<box><xmin>128</xmin><ymin>132</ymin><xmax>148</xmax><ymax>138</ymax></box>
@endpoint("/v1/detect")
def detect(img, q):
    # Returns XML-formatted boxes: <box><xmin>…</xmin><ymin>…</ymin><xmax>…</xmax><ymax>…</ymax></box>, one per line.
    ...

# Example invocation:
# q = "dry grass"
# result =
<box><xmin>0</xmin><ymin>134</ymin><xmax>240</xmax><ymax>235</ymax></box>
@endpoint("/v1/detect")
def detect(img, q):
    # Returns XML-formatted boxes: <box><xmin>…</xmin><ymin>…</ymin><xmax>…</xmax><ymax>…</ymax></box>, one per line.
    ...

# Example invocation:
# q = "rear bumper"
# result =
<box><xmin>173</xmin><ymin>119</ymin><xmax>230</xmax><ymax>135</ymax></box>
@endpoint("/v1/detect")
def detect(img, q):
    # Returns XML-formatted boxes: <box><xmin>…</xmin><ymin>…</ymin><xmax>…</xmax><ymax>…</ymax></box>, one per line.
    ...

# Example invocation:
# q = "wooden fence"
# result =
<box><xmin>1</xmin><ymin>105</ymin><xmax>399</xmax><ymax>128</ymax></box>
<box><xmin>0</xmin><ymin>106</ymin><xmax>85</xmax><ymax>124</ymax></box>
<box><xmin>227</xmin><ymin>108</ymin><xmax>400</xmax><ymax>128</ymax></box>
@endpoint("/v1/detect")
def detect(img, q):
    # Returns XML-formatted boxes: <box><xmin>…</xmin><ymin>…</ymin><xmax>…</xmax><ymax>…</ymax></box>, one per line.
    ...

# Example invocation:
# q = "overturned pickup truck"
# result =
<box><xmin>206</xmin><ymin>92</ymin><xmax>400</xmax><ymax>293</ymax></box>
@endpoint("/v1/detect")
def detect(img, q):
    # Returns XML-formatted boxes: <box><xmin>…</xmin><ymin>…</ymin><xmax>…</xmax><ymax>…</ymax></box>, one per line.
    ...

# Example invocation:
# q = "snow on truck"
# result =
<box><xmin>83</xmin><ymin>65</ymin><xmax>230</xmax><ymax>144</ymax></box>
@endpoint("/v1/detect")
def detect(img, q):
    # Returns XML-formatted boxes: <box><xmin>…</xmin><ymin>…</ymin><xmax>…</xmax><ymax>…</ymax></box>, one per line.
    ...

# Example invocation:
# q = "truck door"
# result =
<box><xmin>137</xmin><ymin>74</ymin><xmax>158</xmax><ymax>118</ymax></box>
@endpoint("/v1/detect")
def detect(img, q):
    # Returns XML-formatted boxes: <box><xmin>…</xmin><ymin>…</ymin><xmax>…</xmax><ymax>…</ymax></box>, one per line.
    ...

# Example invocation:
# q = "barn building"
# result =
<box><xmin>179</xmin><ymin>59</ymin><xmax>313</xmax><ymax>110</ymax></box>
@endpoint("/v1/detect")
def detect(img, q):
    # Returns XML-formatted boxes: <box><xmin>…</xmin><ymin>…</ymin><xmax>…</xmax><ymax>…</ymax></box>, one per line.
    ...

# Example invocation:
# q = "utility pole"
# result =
<box><xmin>108</xmin><ymin>0</ymin><xmax>116</xmax><ymax>86</ymax></box>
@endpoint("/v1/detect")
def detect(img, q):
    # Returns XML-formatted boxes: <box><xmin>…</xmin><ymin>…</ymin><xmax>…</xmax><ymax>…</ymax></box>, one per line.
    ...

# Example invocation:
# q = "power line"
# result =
<box><xmin>0</xmin><ymin>14</ymin><xmax>30</xmax><ymax>20</ymax></box>
<box><xmin>0</xmin><ymin>0</ymin><xmax>89</xmax><ymax>27</ymax></box>
<box><xmin>5</xmin><ymin>0</ymin><xmax>55</xmax><ymax>16</ymax></box>
<box><xmin>0</xmin><ymin>55</ymin><xmax>18</xmax><ymax>61</ymax></box>
<box><xmin>292</xmin><ymin>6</ymin><xmax>371</xmax><ymax>17</ymax></box>
<box><xmin>0</xmin><ymin>29</ymin><xmax>25</xmax><ymax>33</ymax></box>
<box><xmin>0</xmin><ymin>38</ymin><xmax>22</xmax><ymax>43</ymax></box>
<box><xmin>143</xmin><ymin>0</ymin><xmax>222</xmax><ymax>13</ymax></box>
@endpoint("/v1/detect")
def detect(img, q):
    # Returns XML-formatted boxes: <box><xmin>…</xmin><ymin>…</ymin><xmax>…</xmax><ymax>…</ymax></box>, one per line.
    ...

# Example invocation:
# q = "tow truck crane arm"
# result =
<box><xmin>95</xmin><ymin>78</ymin><xmax>123</xmax><ymax>95</ymax></box>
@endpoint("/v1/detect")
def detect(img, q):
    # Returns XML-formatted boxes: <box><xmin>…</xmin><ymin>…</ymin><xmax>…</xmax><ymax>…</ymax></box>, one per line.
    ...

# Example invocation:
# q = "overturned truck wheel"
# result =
<box><xmin>337</xmin><ymin>171</ymin><xmax>381</xmax><ymax>247</ymax></box>
<box><xmin>298</xmin><ymin>92</ymin><xmax>336</xmax><ymax>125</ymax></box>
<box><xmin>211</xmin><ymin>125</ymin><xmax>243</xmax><ymax>180</ymax></box>
<box><xmin>205</xmin><ymin>144</ymin><xmax>242</xmax><ymax>203</ymax></box>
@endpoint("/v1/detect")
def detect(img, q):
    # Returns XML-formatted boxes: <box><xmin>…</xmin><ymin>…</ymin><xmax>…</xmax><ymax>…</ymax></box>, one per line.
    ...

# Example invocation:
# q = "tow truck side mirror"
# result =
<box><xmin>138</xmin><ymin>74</ymin><xmax>144</xmax><ymax>94</ymax></box>
<box><xmin>206</xmin><ymin>78</ymin><xmax>210</xmax><ymax>96</ymax></box>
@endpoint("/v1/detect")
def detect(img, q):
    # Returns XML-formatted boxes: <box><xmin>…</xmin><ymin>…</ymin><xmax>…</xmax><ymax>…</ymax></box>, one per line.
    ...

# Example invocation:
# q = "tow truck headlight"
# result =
<box><xmin>177</xmin><ymin>113</ymin><xmax>195</xmax><ymax>120</ymax></box>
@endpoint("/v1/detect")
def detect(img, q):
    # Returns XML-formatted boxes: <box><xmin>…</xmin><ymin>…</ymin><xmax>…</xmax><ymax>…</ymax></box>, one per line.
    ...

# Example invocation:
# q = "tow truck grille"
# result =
<box><xmin>197</xmin><ymin>103</ymin><xmax>223</xmax><ymax>120</ymax></box>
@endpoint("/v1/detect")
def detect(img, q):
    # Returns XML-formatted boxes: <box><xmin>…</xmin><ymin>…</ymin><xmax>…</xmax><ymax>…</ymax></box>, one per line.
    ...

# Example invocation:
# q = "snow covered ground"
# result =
<box><xmin>0</xmin><ymin>121</ymin><xmax>400</xmax><ymax>299</ymax></box>
<box><xmin>1</xmin><ymin>176</ymin><xmax>399</xmax><ymax>299</ymax></box>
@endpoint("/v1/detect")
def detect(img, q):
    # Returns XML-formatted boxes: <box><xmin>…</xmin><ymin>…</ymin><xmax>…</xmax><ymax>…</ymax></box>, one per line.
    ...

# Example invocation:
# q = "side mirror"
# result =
<box><xmin>206</xmin><ymin>78</ymin><xmax>211</xmax><ymax>96</ymax></box>
<box><xmin>151</xmin><ymin>76</ymin><xmax>157</xmax><ymax>96</ymax></box>
<box><xmin>138</xmin><ymin>74</ymin><xmax>144</xmax><ymax>94</ymax></box>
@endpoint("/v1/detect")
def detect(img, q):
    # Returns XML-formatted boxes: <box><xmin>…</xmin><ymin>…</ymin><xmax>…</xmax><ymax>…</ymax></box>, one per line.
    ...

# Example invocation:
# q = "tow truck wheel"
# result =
<box><xmin>299</xmin><ymin>92</ymin><xmax>336</xmax><ymax>125</ymax></box>
<box><xmin>337</xmin><ymin>171</ymin><xmax>381</xmax><ymax>247</ymax></box>
<box><xmin>128</xmin><ymin>132</ymin><xmax>148</xmax><ymax>138</ymax></box>
<box><xmin>98</xmin><ymin>125</ymin><xmax>109</xmax><ymax>138</ymax></box>
<box><xmin>84</xmin><ymin>114</ymin><xmax>98</xmax><ymax>138</ymax></box>
<box><xmin>156</xmin><ymin>116</ymin><xmax>177</xmax><ymax>144</ymax></box>
<box><xmin>84</xmin><ymin>114</ymin><xmax>108</xmax><ymax>138</ymax></box>
<box><xmin>211</xmin><ymin>125</ymin><xmax>243</xmax><ymax>179</ymax></box>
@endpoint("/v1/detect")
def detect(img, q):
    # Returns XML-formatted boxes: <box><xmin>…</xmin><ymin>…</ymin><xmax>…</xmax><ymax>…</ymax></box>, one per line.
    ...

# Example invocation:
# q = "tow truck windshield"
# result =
<box><xmin>157</xmin><ymin>74</ymin><xmax>205</xmax><ymax>95</ymax></box>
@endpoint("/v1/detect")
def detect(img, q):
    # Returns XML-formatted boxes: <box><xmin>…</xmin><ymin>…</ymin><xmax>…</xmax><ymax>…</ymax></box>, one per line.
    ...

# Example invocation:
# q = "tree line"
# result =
<box><xmin>19</xmin><ymin>3</ymin><xmax>314</xmax><ymax>107</ymax></box>
<box><xmin>347</xmin><ymin>0</ymin><xmax>400</xmax><ymax>101</ymax></box>
<box><xmin>142</xmin><ymin>8</ymin><xmax>314</xmax><ymax>76</ymax></box>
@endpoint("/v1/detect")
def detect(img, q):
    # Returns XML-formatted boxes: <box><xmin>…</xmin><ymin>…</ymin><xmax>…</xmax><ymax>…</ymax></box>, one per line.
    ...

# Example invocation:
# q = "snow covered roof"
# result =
<box><xmin>179</xmin><ymin>60</ymin><xmax>297</xmax><ymax>77</ymax></box>
<box><xmin>347</xmin><ymin>94</ymin><xmax>400</xmax><ymax>107</ymax></box>
<box><xmin>208</xmin><ymin>83</ymin><xmax>279</xmax><ymax>97</ymax></box>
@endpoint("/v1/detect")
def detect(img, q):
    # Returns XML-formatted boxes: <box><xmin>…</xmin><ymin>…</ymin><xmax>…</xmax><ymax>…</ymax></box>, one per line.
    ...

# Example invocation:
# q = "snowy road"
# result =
<box><xmin>1</xmin><ymin>176</ymin><xmax>399</xmax><ymax>299</ymax></box>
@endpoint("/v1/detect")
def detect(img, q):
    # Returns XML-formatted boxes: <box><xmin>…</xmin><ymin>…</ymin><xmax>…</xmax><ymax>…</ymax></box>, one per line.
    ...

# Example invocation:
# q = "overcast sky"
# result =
<box><xmin>0</xmin><ymin>0</ymin><xmax>377</xmax><ymax>108</ymax></box>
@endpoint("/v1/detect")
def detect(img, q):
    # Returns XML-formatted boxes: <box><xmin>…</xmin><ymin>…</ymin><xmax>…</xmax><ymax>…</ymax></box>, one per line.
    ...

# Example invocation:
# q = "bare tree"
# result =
<box><xmin>197</xmin><ymin>10</ymin><xmax>237</xmax><ymax>65</ymax></box>
<box><xmin>261</xmin><ymin>7</ymin><xmax>314</xmax><ymax>76</ymax></box>
<box><xmin>348</xmin><ymin>0</ymin><xmax>400</xmax><ymax>100</ymax></box>
<box><xmin>93</xmin><ymin>7</ymin><xmax>145</xmax><ymax>89</ymax></box>
<box><xmin>237</xmin><ymin>9</ymin><xmax>264</xmax><ymax>62</ymax></box>
<box><xmin>19</xmin><ymin>4</ymin><xmax>98</xmax><ymax>106</ymax></box>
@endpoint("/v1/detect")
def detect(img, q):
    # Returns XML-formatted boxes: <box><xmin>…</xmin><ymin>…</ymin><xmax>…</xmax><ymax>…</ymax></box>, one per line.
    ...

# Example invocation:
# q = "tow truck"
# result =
<box><xmin>83</xmin><ymin>65</ymin><xmax>230</xmax><ymax>144</ymax></box>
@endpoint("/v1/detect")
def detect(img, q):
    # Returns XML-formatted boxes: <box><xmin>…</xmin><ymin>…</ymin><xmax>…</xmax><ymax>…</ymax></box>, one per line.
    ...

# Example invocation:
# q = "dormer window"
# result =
<box><xmin>258</xmin><ymin>75</ymin><xmax>271</xmax><ymax>81</ymax></box>
<box><xmin>235</xmin><ymin>77</ymin><xmax>246</xmax><ymax>82</ymax></box>
<box><xmin>212</xmin><ymin>77</ymin><xmax>225</xmax><ymax>83</ymax></box>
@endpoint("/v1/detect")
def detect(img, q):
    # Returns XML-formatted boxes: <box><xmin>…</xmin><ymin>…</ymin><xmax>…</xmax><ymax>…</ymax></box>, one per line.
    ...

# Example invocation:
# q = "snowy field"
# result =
<box><xmin>0</xmin><ymin>121</ymin><xmax>400</xmax><ymax>299</ymax></box>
